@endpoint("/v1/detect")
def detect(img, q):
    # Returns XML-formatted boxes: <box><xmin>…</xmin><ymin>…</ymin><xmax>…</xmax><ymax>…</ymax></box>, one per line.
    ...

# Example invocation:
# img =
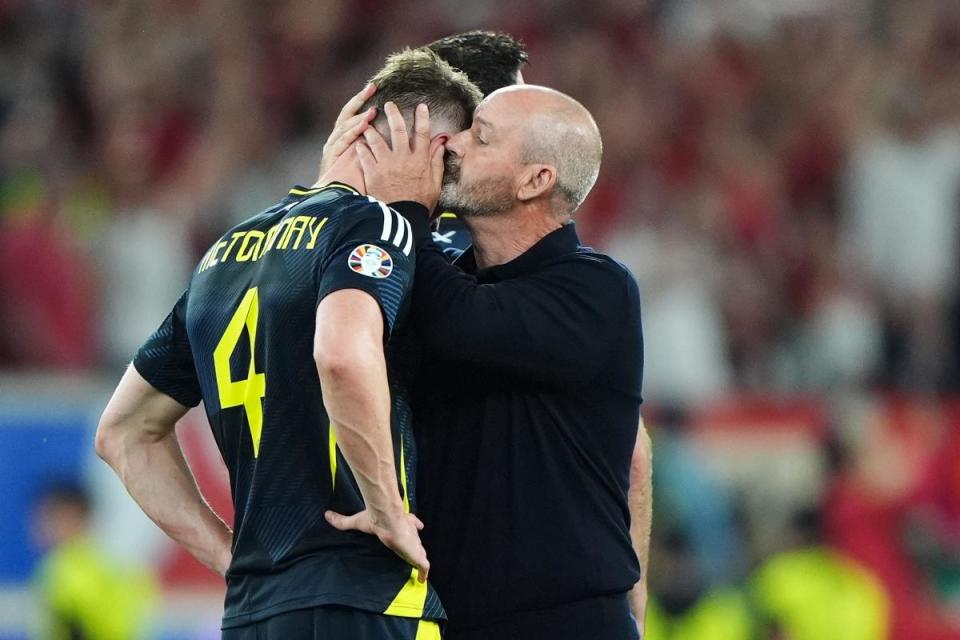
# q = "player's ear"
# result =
<box><xmin>517</xmin><ymin>164</ymin><xmax>557</xmax><ymax>203</ymax></box>
<box><xmin>431</xmin><ymin>133</ymin><xmax>450</xmax><ymax>146</ymax></box>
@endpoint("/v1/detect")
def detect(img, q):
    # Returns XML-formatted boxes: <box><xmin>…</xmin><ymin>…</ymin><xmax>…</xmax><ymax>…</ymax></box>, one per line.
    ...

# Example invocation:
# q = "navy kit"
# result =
<box><xmin>409</xmin><ymin>212</ymin><xmax>645</xmax><ymax>640</ymax></box>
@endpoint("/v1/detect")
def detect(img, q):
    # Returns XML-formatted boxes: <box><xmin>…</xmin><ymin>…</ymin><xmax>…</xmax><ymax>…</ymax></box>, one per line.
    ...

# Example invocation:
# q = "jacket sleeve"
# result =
<box><xmin>412</xmin><ymin>243</ymin><xmax>632</xmax><ymax>387</ymax></box>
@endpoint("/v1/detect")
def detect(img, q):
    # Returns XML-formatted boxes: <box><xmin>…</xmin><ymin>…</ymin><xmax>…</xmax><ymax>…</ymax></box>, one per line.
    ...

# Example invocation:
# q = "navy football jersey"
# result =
<box><xmin>431</xmin><ymin>212</ymin><xmax>471</xmax><ymax>260</ymax></box>
<box><xmin>133</xmin><ymin>183</ymin><xmax>444</xmax><ymax>628</ymax></box>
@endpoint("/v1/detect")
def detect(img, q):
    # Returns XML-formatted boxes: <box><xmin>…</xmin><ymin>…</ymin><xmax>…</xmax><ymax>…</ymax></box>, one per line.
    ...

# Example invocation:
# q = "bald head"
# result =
<box><xmin>440</xmin><ymin>84</ymin><xmax>602</xmax><ymax>222</ymax></box>
<box><xmin>488</xmin><ymin>85</ymin><xmax>603</xmax><ymax>214</ymax></box>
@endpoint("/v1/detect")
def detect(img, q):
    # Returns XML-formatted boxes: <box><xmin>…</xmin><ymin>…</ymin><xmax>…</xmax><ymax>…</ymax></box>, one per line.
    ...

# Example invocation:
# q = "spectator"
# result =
<box><xmin>843</xmin><ymin>83</ymin><xmax>960</xmax><ymax>390</ymax></box>
<box><xmin>751</xmin><ymin>506</ymin><xmax>890</xmax><ymax>640</ymax></box>
<box><xmin>31</xmin><ymin>481</ymin><xmax>157</xmax><ymax>640</ymax></box>
<box><xmin>644</xmin><ymin>528</ymin><xmax>754</xmax><ymax>640</ymax></box>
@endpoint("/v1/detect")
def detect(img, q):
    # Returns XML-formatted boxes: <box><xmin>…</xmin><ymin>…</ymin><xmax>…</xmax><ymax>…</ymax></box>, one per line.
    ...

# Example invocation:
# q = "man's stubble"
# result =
<box><xmin>439</xmin><ymin>153</ymin><xmax>514</xmax><ymax>218</ymax></box>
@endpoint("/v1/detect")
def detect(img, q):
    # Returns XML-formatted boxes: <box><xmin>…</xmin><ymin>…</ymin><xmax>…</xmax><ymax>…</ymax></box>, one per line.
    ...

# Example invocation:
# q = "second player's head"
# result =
<box><xmin>426</xmin><ymin>31</ymin><xmax>528</xmax><ymax>97</ymax></box>
<box><xmin>362</xmin><ymin>48</ymin><xmax>482</xmax><ymax>144</ymax></box>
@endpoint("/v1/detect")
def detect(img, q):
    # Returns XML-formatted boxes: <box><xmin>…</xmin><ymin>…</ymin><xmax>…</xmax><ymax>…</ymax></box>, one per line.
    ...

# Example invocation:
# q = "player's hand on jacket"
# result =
<box><xmin>325</xmin><ymin>508</ymin><xmax>431</xmax><ymax>583</ymax></box>
<box><xmin>357</xmin><ymin>101</ymin><xmax>446</xmax><ymax>211</ymax></box>
<box><xmin>319</xmin><ymin>82</ymin><xmax>378</xmax><ymax>174</ymax></box>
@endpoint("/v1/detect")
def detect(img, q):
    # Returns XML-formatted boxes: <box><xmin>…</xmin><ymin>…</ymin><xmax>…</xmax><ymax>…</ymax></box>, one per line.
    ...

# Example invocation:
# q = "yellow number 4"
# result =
<box><xmin>214</xmin><ymin>287</ymin><xmax>267</xmax><ymax>457</ymax></box>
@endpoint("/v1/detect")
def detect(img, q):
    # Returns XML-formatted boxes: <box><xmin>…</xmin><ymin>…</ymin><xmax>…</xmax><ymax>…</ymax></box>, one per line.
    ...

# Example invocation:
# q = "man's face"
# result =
<box><xmin>439</xmin><ymin>92</ymin><xmax>523</xmax><ymax>218</ymax></box>
<box><xmin>32</xmin><ymin>499</ymin><xmax>86</xmax><ymax>550</ymax></box>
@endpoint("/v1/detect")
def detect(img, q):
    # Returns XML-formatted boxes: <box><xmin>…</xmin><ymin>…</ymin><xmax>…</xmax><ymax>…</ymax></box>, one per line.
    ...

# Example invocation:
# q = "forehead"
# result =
<box><xmin>473</xmin><ymin>91</ymin><xmax>520</xmax><ymax>129</ymax></box>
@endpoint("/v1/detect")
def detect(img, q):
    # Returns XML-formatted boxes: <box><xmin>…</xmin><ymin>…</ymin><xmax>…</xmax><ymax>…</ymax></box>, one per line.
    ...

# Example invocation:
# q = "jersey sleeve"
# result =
<box><xmin>316</xmin><ymin>200</ymin><xmax>429</xmax><ymax>336</ymax></box>
<box><xmin>132</xmin><ymin>290</ymin><xmax>202</xmax><ymax>407</ymax></box>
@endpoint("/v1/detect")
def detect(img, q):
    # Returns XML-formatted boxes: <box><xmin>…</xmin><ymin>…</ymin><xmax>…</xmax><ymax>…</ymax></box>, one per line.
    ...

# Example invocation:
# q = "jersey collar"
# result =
<box><xmin>287</xmin><ymin>182</ymin><xmax>360</xmax><ymax>198</ymax></box>
<box><xmin>457</xmin><ymin>222</ymin><xmax>582</xmax><ymax>283</ymax></box>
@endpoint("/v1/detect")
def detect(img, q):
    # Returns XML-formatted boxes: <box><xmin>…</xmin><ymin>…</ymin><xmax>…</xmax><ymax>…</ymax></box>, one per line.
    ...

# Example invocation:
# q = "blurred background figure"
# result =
<box><xmin>643</xmin><ymin>526</ymin><xmax>755</xmax><ymax>640</ymax></box>
<box><xmin>31</xmin><ymin>481</ymin><xmax>157</xmax><ymax>640</ymax></box>
<box><xmin>751</xmin><ymin>506</ymin><xmax>889</xmax><ymax>640</ymax></box>
<box><xmin>2</xmin><ymin>0</ymin><xmax>960</xmax><ymax>638</ymax></box>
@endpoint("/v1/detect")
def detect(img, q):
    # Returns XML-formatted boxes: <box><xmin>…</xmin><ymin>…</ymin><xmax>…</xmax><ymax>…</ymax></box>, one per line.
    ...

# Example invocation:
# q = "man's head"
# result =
<box><xmin>427</xmin><ymin>31</ymin><xmax>528</xmax><ymax>97</ymax></box>
<box><xmin>362</xmin><ymin>48</ymin><xmax>482</xmax><ymax>144</ymax></box>
<box><xmin>440</xmin><ymin>85</ymin><xmax>602</xmax><ymax>219</ymax></box>
<box><xmin>33</xmin><ymin>481</ymin><xmax>91</xmax><ymax>550</ymax></box>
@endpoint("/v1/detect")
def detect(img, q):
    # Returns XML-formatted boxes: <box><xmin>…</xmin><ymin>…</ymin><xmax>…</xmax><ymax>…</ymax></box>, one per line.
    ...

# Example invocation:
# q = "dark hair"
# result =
<box><xmin>38</xmin><ymin>480</ymin><xmax>92</xmax><ymax>516</ymax></box>
<box><xmin>427</xmin><ymin>30</ymin><xmax>528</xmax><ymax>97</ymax></box>
<box><xmin>363</xmin><ymin>48</ymin><xmax>482</xmax><ymax>133</ymax></box>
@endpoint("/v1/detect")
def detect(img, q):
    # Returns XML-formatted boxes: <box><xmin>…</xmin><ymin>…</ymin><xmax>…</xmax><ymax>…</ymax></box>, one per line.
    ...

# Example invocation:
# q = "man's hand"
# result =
<box><xmin>319</xmin><ymin>82</ymin><xmax>378</xmax><ymax>174</ymax></box>
<box><xmin>628</xmin><ymin>418</ymin><xmax>652</xmax><ymax>639</ymax></box>
<box><xmin>630</xmin><ymin>579</ymin><xmax>647</xmax><ymax>638</ymax></box>
<box><xmin>357</xmin><ymin>101</ymin><xmax>446</xmax><ymax>211</ymax></box>
<box><xmin>325</xmin><ymin>508</ymin><xmax>430</xmax><ymax>582</ymax></box>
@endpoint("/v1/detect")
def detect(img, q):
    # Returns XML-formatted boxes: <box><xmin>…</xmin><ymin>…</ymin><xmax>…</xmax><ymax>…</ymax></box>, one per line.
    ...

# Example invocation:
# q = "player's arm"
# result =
<box><xmin>315</xmin><ymin>290</ymin><xmax>429</xmax><ymax>581</ymax></box>
<box><xmin>95</xmin><ymin>366</ymin><xmax>232</xmax><ymax>575</ymax></box>
<box><xmin>320</xmin><ymin>101</ymin><xmax>446</xmax><ymax>582</ymax></box>
<box><xmin>628</xmin><ymin>416</ymin><xmax>653</xmax><ymax>636</ymax></box>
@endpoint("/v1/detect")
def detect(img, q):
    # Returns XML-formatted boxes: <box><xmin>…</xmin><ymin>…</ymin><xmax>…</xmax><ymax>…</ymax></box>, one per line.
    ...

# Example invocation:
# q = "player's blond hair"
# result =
<box><xmin>364</xmin><ymin>48</ymin><xmax>483</xmax><ymax>133</ymax></box>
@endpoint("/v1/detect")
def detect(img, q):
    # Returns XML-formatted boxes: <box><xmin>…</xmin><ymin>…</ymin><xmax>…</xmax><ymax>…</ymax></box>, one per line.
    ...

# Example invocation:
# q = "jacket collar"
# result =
<box><xmin>456</xmin><ymin>222</ymin><xmax>581</xmax><ymax>283</ymax></box>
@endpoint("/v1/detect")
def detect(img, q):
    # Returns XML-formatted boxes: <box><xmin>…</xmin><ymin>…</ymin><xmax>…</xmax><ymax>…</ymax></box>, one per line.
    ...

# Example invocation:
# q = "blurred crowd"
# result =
<box><xmin>2</xmin><ymin>0</ymin><xmax>960</xmax><ymax>639</ymax></box>
<box><xmin>3</xmin><ymin>0</ymin><xmax>960</xmax><ymax>393</ymax></box>
<box><xmin>645</xmin><ymin>396</ymin><xmax>960</xmax><ymax>640</ymax></box>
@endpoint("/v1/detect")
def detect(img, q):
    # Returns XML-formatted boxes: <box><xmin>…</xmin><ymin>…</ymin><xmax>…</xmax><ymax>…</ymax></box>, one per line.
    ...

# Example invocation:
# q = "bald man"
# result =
<box><xmin>329</xmin><ymin>85</ymin><xmax>645</xmax><ymax>640</ymax></box>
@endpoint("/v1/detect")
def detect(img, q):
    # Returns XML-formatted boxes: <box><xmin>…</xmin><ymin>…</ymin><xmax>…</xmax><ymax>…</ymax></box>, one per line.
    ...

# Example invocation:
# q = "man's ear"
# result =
<box><xmin>517</xmin><ymin>164</ymin><xmax>557</xmax><ymax>202</ymax></box>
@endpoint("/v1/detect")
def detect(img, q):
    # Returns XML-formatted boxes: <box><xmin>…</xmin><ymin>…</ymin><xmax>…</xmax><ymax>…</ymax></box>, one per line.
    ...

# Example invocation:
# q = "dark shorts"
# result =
<box><xmin>447</xmin><ymin>592</ymin><xmax>639</xmax><ymax>640</ymax></box>
<box><xmin>221</xmin><ymin>606</ymin><xmax>442</xmax><ymax>640</ymax></box>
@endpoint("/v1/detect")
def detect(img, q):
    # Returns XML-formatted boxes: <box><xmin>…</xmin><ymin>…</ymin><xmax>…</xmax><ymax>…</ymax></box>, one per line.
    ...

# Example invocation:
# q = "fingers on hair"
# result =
<box><xmin>362</xmin><ymin>48</ymin><xmax>483</xmax><ymax>134</ymax></box>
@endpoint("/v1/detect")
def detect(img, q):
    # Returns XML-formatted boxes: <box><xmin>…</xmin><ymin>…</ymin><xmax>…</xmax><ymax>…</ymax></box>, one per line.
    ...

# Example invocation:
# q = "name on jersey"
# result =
<box><xmin>198</xmin><ymin>215</ymin><xmax>328</xmax><ymax>272</ymax></box>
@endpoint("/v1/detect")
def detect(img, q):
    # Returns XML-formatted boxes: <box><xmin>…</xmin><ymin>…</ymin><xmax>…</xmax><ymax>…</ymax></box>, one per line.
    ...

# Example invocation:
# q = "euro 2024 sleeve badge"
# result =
<box><xmin>348</xmin><ymin>244</ymin><xmax>394</xmax><ymax>279</ymax></box>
